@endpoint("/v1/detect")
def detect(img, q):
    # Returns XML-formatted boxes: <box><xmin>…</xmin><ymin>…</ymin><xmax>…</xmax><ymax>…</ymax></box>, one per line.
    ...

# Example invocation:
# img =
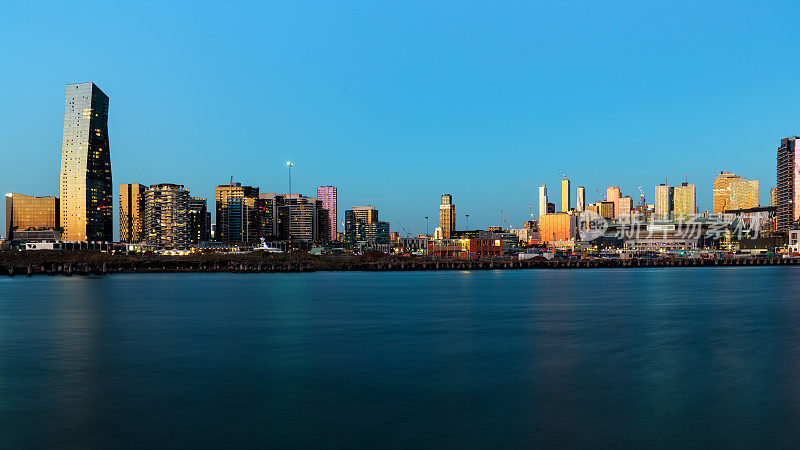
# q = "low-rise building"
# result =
<box><xmin>428</xmin><ymin>238</ymin><xmax>502</xmax><ymax>259</ymax></box>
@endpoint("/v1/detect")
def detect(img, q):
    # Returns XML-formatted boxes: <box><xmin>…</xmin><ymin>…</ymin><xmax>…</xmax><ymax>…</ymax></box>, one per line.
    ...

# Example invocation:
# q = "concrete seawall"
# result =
<box><xmin>3</xmin><ymin>257</ymin><xmax>799</xmax><ymax>277</ymax></box>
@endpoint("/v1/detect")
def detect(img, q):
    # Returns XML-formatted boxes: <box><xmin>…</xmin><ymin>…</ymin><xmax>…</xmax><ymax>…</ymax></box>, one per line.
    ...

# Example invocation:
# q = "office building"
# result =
<box><xmin>576</xmin><ymin>186</ymin><xmax>585</xmax><ymax>212</ymax></box>
<box><xmin>345</xmin><ymin>205</ymin><xmax>389</xmax><ymax>249</ymax></box>
<box><xmin>654</xmin><ymin>184</ymin><xmax>673</xmax><ymax>220</ymax></box>
<box><xmin>673</xmin><ymin>182</ymin><xmax>696</xmax><ymax>219</ymax></box>
<box><xmin>215</xmin><ymin>182</ymin><xmax>260</xmax><ymax>244</ymax></box>
<box><xmin>59</xmin><ymin>82</ymin><xmax>112</xmax><ymax>241</ymax></box>
<box><xmin>771</xmin><ymin>187</ymin><xmax>778</xmax><ymax>207</ymax></box>
<box><xmin>712</xmin><ymin>171</ymin><xmax>759</xmax><ymax>213</ymax></box>
<box><xmin>188</xmin><ymin>197</ymin><xmax>210</xmax><ymax>243</ymax></box>
<box><xmin>438</xmin><ymin>194</ymin><xmax>455</xmax><ymax>239</ymax></box>
<box><xmin>258</xmin><ymin>193</ymin><xmax>329</xmax><ymax>243</ymax></box>
<box><xmin>777</xmin><ymin>137</ymin><xmax>800</xmax><ymax>231</ymax></box>
<box><xmin>144</xmin><ymin>184</ymin><xmax>190</xmax><ymax>249</ymax></box>
<box><xmin>606</xmin><ymin>186</ymin><xmax>621</xmax><ymax>218</ymax></box>
<box><xmin>561</xmin><ymin>177</ymin><xmax>570</xmax><ymax>212</ymax></box>
<box><xmin>538</xmin><ymin>212</ymin><xmax>578</xmax><ymax>243</ymax></box>
<box><xmin>119</xmin><ymin>183</ymin><xmax>145</xmax><ymax>243</ymax></box>
<box><xmin>598</xmin><ymin>201</ymin><xmax>615</xmax><ymax>220</ymax></box>
<box><xmin>317</xmin><ymin>186</ymin><xmax>338</xmax><ymax>241</ymax></box>
<box><xmin>618</xmin><ymin>196</ymin><xmax>633</xmax><ymax>218</ymax></box>
<box><xmin>538</xmin><ymin>185</ymin><xmax>548</xmax><ymax>218</ymax></box>
<box><xmin>5</xmin><ymin>193</ymin><xmax>60</xmax><ymax>241</ymax></box>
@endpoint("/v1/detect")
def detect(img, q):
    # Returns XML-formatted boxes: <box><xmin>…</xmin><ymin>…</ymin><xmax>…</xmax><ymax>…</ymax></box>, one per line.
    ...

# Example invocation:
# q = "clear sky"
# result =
<box><xmin>2</xmin><ymin>0</ymin><xmax>800</xmax><ymax>238</ymax></box>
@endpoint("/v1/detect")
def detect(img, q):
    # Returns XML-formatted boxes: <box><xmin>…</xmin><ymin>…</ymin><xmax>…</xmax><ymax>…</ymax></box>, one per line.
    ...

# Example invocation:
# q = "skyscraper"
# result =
<box><xmin>777</xmin><ymin>137</ymin><xmax>800</xmax><ymax>231</ymax></box>
<box><xmin>438</xmin><ymin>194</ymin><xmax>455</xmax><ymax>239</ymax></box>
<box><xmin>317</xmin><ymin>186</ymin><xmax>338</xmax><ymax>241</ymax></box>
<box><xmin>771</xmin><ymin>187</ymin><xmax>778</xmax><ymax>207</ymax></box>
<box><xmin>576</xmin><ymin>186</ymin><xmax>585</xmax><ymax>212</ymax></box>
<box><xmin>145</xmin><ymin>184</ymin><xmax>190</xmax><ymax>249</ymax></box>
<box><xmin>712</xmin><ymin>171</ymin><xmax>759</xmax><ymax>213</ymax></box>
<box><xmin>188</xmin><ymin>197</ymin><xmax>210</xmax><ymax>244</ymax></box>
<box><xmin>673</xmin><ymin>182</ymin><xmax>696</xmax><ymax>219</ymax></box>
<box><xmin>59</xmin><ymin>82</ymin><xmax>112</xmax><ymax>242</ymax></box>
<box><xmin>345</xmin><ymin>205</ymin><xmax>388</xmax><ymax>249</ymax></box>
<box><xmin>215</xmin><ymin>182</ymin><xmax>260</xmax><ymax>244</ymax></box>
<box><xmin>119</xmin><ymin>183</ymin><xmax>145</xmax><ymax>243</ymax></box>
<box><xmin>654</xmin><ymin>184</ymin><xmax>673</xmax><ymax>220</ymax></box>
<box><xmin>561</xmin><ymin>177</ymin><xmax>570</xmax><ymax>212</ymax></box>
<box><xmin>606</xmin><ymin>186</ymin><xmax>621</xmax><ymax>218</ymax></box>
<box><xmin>618</xmin><ymin>196</ymin><xmax>633</xmax><ymax>218</ymax></box>
<box><xmin>538</xmin><ymin>185</ymin><xmax>548</xmax><ymax>219</ymax></box>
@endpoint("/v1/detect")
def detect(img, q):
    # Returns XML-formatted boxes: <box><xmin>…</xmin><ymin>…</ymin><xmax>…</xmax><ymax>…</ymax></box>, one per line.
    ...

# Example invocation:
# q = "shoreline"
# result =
<box><xmin>2</xmin><ymin>256</ymin><xmax>799</xmax><ymax>276</ymax></box>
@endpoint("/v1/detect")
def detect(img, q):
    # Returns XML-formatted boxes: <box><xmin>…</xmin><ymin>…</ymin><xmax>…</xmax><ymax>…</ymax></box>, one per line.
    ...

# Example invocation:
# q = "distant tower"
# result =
<box><xmin>561</xmin><ymin>177</ymin><xmax>571</xmax><ymax>212</ymax></box>
<box><xmin>654</xmin><ymin>184</ymin><xmax>674</xmax><ymax>220</ymax></box>
<box><xmin>606</xmin><ymin>186</ymin><xmax>621</xmax><ymax>218</ymax></box>
<box><xmin>317</xmin><ymin>186</ymin><xmax>338</xmax><ymax>241</ymax></box>
<box><xmin>438</xmin><ymin>194</ymin><xmax>455</xmax><ymax>239</ymax></box>
<box><xmin>59</xmin><ymin>82</ymin><xmax>112</xmax><ymax>241</ymax></box>
<box><xmin>576</xmin><ymin>186</ymin><xmax>586</xmax><ymax>212</ymax></box>
<box><xmin>538</xmin><ymin>185</ymin><xmax>548</xmax><ymax>218</ymax></box>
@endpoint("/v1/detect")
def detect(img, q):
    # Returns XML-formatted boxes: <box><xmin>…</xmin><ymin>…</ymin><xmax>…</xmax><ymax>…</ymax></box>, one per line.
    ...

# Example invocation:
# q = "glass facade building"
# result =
<box><xmin>777</xmin><ymin>137</ymin><xmax>800</xmax><ymax>231</ymax></box>
<box><xmin>119</xmin><ymin>183</ymin><xmax>145</xmax><ymax>243</ymax></box>
<box><xmin>215</xmin><ymin>183</ymin><xmax>260</xmax><ymax>244</ymax></box>
<box><xmin>59</xmin><ymin>82</ymin><xmax>112</xmax><ymax>242</ymax></box>
<box><xmin>5</xmin><ymin>193</ymin><xmax>60</xmax><ymax>241</ymax></box>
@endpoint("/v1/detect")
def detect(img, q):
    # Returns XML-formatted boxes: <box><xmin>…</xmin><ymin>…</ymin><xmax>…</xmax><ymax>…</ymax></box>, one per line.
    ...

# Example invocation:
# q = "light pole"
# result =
<box><xmin>465</xmin><ymin>214</ymin><xmax>470</xmax><ymax>230</ymax></box>
<box><xmin>286</xmin><ymin>161</ymin><xmax>293</xmax><ymax>196</ymax></box>
<box><xmin>286</xmin><ymin>161</ymin><xmax>293</xmax><ymax>252</ymax></box>
<box><xmin>425</xmin><ymin>216</ymin><xmax>429</xmax><ymax>236</ymax></box>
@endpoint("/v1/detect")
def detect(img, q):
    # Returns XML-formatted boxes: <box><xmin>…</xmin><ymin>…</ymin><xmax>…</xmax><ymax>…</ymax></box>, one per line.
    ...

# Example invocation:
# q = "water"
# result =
<box><xmin>2</xmin><ymin>267</ymin><xmax>800</xmax><ymax>448</ymax></box>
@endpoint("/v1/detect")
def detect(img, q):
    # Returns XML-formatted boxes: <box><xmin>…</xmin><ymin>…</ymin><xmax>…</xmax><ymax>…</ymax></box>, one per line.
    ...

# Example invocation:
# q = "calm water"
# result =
<box><xmin>2</xmin><ymin>268</ymin><xmax>800</xmax><ymax>448</ymax></box>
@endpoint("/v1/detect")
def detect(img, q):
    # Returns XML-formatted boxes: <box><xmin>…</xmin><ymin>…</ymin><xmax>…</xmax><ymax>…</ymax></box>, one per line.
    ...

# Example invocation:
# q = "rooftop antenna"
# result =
<box><xmin>229</xmin><ymin>176</ymin><xmax>234</xmax><ymax>187</ymax></box>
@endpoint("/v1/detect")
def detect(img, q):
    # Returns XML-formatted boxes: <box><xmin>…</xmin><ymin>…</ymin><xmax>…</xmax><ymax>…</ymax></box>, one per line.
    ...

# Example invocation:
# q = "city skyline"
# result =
<box><xmin>3</xmin><ymin>2</ymin><xmax>800</xmax><ymax>237</ymax></box>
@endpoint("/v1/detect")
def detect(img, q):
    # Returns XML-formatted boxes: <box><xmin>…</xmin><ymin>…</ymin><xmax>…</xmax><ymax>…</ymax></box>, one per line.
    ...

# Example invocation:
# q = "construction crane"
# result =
<box><xmin>500</xmin><ymin>210</ymin><xmax>510</xmax><ymax>230</ymax></box>
<box><xmin>558</xmin><ymin>168</ymin><xmax>568</xmax><ymax>179</ymax></box>
<box><xmin>636</xmin><ymin>184</ymin><xmax>647</xmax><ymax>203</ymax></box>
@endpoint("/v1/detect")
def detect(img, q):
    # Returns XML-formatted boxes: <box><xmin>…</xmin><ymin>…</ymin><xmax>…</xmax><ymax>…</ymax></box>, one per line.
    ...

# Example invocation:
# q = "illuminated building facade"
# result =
<box><xmin>188</xmin><ymin>197</ymin><xmax>210</xmax><ymax>243</ymax></box>
<box><xmin>317</xmin><ymin>186</ymin><xmax>337</xmax><ymax>241</ymax></box>
<box><xmin>777</xmin><ymin>137</ymin><xmax>800</xmax><ymax>231</ymax></box>
<box><xmin>144</xmin><ymin>184</ymin><xmax>190</xmax><ymax>249</ymax></box>
<box><xmin>5</xmin><ymin>193</ymin><xmax>60</xmax><ymax>241</ymax></box>
<box><xmin>345</xmin><ymin>205</ymin><xmax>388</xmax><ymax>249</ymax></box>
<box><xmin>538</xmin><ymin>212</ymin><xmax>577</xmax><ymax>243</ymax></box>
<box><xmin>428</xmin><ymin>238</ymin><xmax>502</xmax><ymax>259</ymax></box>
<box><xmin>215</xmin><ymin>182</ymin><xmax>260</xmax><ymax>244</ymax></box>
<box><xmin>438</xmin><ymin>194</ymin><xmax>455</xmax><ymax>239</ymax></box>
<box><xmin>712</xmin><ymin>171</ymin><xmax>759</xmax><ymax>213</ymax></box>
<box><xmin>673</xmin><ymin>182</ymin><xmax>696</xmax><ymax>219</ymax></box>
<box><xmin>576</xmin><ymin>186</ymin><xmax>585</xmax><ymax>212</ymax></box>
<box><xmin>59</xmin><ymin>82</ymin><xmax>112</xmax><ymax>242</ymax></box>
<box><xmin>119</xmin><ymin>183</ymin><xmax>145</xmax><ymax>243</ymax></box>
<box><xmin>538</xmin><ymin>185</ymin><xmax>548</xmax><ymax>218</ymax></box>
<box><xmin>654</xmin><ymin>184</ymin><xmax>673</xmax><ymax>220</ymax></box>
<box><xmin>606</xmin><ymin>186</ymin><xmax>621</xmax><ymax>217</ymax></box>
<box><xmin>561</xmin><ymin>177</ymin><xmax>570</xmax><ymax>212</ymax></box>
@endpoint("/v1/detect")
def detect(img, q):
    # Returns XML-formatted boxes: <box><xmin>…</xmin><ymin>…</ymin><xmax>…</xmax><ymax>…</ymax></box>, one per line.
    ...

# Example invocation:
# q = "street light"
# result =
<box><xmin>425</xmin><ymin>216</ymin><xmax>429</xmax><ymax>236</ymax></box>
<box><xmin>465</xmin><ymin>214</ymin><xmax>470</xmax><ymax>230</ymax></box>
<box><xmin>286</xmin><ymin>161</ymin><xmax>293</xmax><ymax>196</ymax></box>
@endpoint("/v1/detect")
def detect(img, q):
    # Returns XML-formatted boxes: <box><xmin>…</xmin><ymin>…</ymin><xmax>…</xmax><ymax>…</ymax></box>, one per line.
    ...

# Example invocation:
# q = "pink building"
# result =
<box><xmin>317</xmin><ymin>185</ymin><xmax>338</xmax><ymax>241</ymax></box>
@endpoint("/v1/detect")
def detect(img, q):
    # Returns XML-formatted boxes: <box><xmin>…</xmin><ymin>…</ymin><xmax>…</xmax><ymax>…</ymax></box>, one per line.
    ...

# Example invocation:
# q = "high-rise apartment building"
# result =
<box><xmin>771</xmin><ymin>187</ymin><xmax>778</xmax><ymax>207</ymax></box>
<box><xmin>654</xmin><ymin>184</ymin><xmax>673</xmax><ymax>220</ymax></box>
<box><xmin>119</xmin><ymin>183</ymin><xmax>145</xmax><ymax>243</ymax></box>
<box><xmin>144</xmin><ymin>184</ymin><xmax>190</xmax><ymax>249</ymax></box>
<box><xmin>606</xmin><ymin>186</ymin><xmax>621</xmax><ymax>218</ymax></box>
<box><xmin>538</xmin><ymin>185</ymin><xmax>548</xmax><ymax>219</ymax></box>
<box><xmin>576</xmin><ymin>186</ymin><xmax>585</xmax><ymax>212</ymax></box>
<box><xmin>317</xmin><ymin>186</ymin><xmax>337</xmax><ymax>241</ymax></box>
<box><xmin>777</xmin><ymin>137</ymin><xmax>800</xmax><ymax>231</ymax></box>
<box><xmin>345</xmin><ymin>205</ymin><xmax>388</xmax><ymax>249</ymax></box>
<box><xmin>561</xmin><ymin>177</ymin><xmax>570</xmax><ymax>212</ymax></box>
<box><xmin>59</xmin><ymin>82</ymin><xmax>112</xmax><ymax>242</ymax></box>
<box><xmin>257</xmin><ymin>193</ymin><xmax>329</xmax><ymax>243</ymax></box>
<box><xmin>438</xmin><ymin>194</ymin><xmax>455</xmax><ymax>239</ymax></box>
<box><xmin>215</xmin><ymin>182</ymin><xmax>260</xmax><ymax>244</ymax></box>
<box><xmin>673</xmin><ymin>182</ymin><xmax>696</xmax><ymax>219</ymax></box>
<box><xmin>712</xmin><ymin>171</ymin><xmax>759</xmax><ymax>213</ymax></box>
<box><xmin>618</xmin><ymin>196</ymin><xmax>633</xmax><ymax>218</ymax></box>
<box><xmin>188</xmin><ymin>197</ymin><xmax>210</xmax><ymax>244</ymax></box>
<box><xmin>5</xmin><ymin>193</ymin><xmax>60</xmax><ymax>241</ymax></box>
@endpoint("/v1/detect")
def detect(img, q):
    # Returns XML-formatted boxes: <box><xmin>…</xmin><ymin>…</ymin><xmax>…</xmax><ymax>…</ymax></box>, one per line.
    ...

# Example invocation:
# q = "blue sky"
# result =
<box><xmin>2</xmin><ymin>0</ymin><xmax>800</xmax><ymax>238</ymax></box>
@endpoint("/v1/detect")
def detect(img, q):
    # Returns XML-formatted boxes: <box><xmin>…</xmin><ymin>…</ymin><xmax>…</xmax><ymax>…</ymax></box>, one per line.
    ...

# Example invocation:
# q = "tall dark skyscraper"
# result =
<box><xmin>59</xmin><ymin>82</ymin><xmax>112</xmax><ymax>241</ymax></box>
<box><xmin>777</xmin><ymin>136</ymin><xmax>800</xmax><ymax>232</ymax></box>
